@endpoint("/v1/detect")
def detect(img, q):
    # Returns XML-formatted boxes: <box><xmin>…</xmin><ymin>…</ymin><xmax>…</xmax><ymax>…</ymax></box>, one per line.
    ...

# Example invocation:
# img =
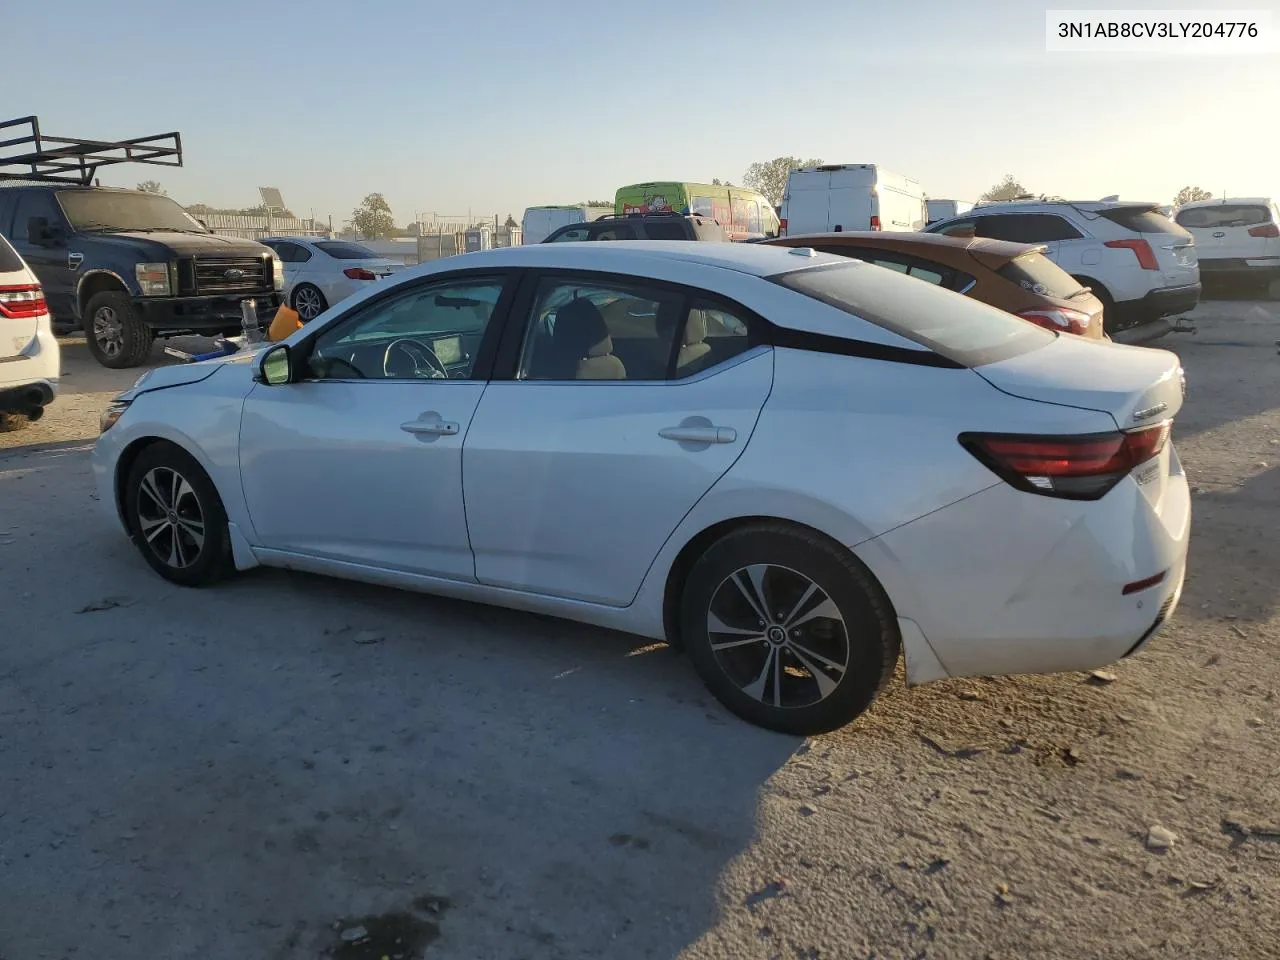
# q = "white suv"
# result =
<box><xmin>1174</xmin><ymin>198</ymin><xmax>1280</xmax><ymax>294</ymax></box>
<box><xmin>926</xmin><ymin>200</ymin><xmax>1200</xmax><ymax>332</ymax></box>
<box><xmin>0</xmin><ymin>233</ymin><xmax>59</xmax><ymax>427</ymax></box>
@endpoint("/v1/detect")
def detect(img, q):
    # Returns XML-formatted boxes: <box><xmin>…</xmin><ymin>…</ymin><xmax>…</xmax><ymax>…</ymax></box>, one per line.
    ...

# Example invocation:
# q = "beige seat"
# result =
<box><xmin>676</xmin><ymin>309</ymin><xmax>712</xmax><ymax>372</ymax></box>
<box><xmin>577</xmin><ymin>334</ymin><xmax>626</xmax><ymax>379</ymax></box>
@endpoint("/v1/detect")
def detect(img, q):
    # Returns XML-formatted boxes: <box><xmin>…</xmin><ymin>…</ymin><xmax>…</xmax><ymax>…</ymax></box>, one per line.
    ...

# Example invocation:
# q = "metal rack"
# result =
<box><xmin>0</xmin><ymin>116</ymin><xmax>182</xmax><ymax>186</ymax></box>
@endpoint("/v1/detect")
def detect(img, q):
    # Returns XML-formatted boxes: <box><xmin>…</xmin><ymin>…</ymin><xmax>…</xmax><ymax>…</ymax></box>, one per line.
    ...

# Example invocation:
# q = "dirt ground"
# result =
<box><xmin>1</xmin><ymin>301</ymin><xmax>1277</xmax><ymax>960</ymax></box>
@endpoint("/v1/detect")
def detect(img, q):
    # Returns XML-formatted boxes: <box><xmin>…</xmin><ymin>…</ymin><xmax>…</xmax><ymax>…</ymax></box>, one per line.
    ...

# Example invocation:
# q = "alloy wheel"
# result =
<box><xmin>135</xmin><ymin>466</ymin><xmax>206</xmax><ymax>569</ymax></box>
<box><xmin>706</xmin><ymin>564</ymin><xmax>851</xmax><ymax>709</ymax></box>
<box><xmin>92</xmin><ymin>306</ymin><xmax>124</xmax><ymax>360</ymax></box>
<box><xmin>294</xmin><ymin>286</ymin><xmax>324</xmax><ymax>320</ymax></box>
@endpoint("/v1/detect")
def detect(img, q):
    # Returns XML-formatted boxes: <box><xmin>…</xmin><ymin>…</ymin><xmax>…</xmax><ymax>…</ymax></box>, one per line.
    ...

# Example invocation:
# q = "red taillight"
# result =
<box><xmin>1248</xmin><ymin>223</ymin><xmax>1280</xmax><ymax>238</ymax></box>
<box><xmin>1016</xmin><ymin>306</ymin><xmax>1093</xmax><ymax>337</ymax></box>
<box><xmin>960</xmin><ymin>422</ymin><xmax>1170</xmax><ymax>499</ymax></box>
<box><xmin>778</xmin><ymin>218</ymin><xmax>788</xmax><ymax>236</ymax></box>
<box><xmin>869</xmin><ymin>215</ymin><xmax>882</xmax><ymax>231</ymax></box>
<box><xmin>1104</xmin><ymin>238</ymin><xmax>1159</xmax><ymax>270</ymax></box>
<box><xmin>0</xmin><ymin>283</ymin><xmax>47</xmax><ymax>319</ymax></box>
<box><xmin>344</xmin><ymin>267</ymin><xmax>377</xmax><ymax>280</ymax></box>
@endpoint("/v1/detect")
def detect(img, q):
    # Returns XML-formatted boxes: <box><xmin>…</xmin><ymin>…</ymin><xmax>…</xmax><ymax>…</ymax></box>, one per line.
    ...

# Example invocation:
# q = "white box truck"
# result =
<box><xmin>926</xmin><ymin>199</ymin><xmax>973</xmax><ymax>224</ymax></box>
<box><xmin>521</xmin><ymin>205</ymin><xmax>613</xmax><ymax>244</ymax></box>
<box><xmin>780</xmin><ymin>164</ymin><xmax>927</xmax><ymax>236</ymax></box>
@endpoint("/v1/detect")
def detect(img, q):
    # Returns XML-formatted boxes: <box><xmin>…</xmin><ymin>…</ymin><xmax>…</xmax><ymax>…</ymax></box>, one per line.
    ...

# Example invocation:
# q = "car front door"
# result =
<box><xmin>462</xmin><ymin>271</ymin><xmax>773</xmax><ymax>606</ymax></box>
<box><xmin>238</xmin><ymin>271</ymin><xmax>515</xmax><ymax>579</ymax></box>
<box><xmin>9</xmin><ymin>191</ymin><xmax>77</xmax><ymax>319</ymax></box>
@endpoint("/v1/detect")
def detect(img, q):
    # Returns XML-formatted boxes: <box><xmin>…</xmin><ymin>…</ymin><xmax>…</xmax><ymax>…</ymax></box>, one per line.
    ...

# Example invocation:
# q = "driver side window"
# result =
<box><xmin>307</xmin><ymin>277</ymin><xmax>505</xmax><ymax>381</ymax></box>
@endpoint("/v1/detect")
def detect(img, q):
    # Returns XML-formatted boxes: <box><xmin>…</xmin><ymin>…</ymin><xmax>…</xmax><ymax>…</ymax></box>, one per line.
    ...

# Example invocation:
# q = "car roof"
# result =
<box><xmin>968</xmin><ymin>199</ymin><xmax>1158</xmax><ymax>214</ymax></box>
<box><xmin>420</xmin><ymin>240</ymin><xmax>841</xmax><ymax>278</ymax></box>
<box><xmin>260</xmin><ymin>235</ymin><xmax>321</xmax><ymax>243</ymax></box>
<box><xmin>1177</xmin><ymin>197</ymin><xmax>1272</xmax><ymax>209</ymax></box>
<box><xmin>774</xmin><ymin>231</ymin><xmax>1039</xmax><ymax>261</ymax></box>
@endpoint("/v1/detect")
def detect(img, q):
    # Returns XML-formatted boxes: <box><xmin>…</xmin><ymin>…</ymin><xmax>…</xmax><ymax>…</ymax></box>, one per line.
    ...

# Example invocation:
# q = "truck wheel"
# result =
<box><xmin>85</xmin><ymin>291</ymin><xmax>154</xmax><ymax>368</ymax></box>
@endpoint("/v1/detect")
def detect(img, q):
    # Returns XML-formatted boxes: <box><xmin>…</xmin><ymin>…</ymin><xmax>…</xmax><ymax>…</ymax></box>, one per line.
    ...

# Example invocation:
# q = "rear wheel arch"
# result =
<box><xmin>661</xmin><ymin>515</ymin><xmax>897</xmax><ymax>649</ymax></box>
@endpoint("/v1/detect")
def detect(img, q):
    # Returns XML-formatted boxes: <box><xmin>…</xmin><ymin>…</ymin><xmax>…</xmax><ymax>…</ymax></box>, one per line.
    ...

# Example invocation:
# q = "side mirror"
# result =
<box><xmin>257</xmin><ymin>344</ymin><xmax>292</xmax><ymax>385</ymax></box>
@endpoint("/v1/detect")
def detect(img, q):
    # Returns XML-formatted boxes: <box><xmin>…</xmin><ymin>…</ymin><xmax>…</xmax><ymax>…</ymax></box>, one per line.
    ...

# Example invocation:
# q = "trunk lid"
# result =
<box><xmin>1097</xmin><ymin>204</ymin><xmax>1198</xmax><ymax>288</ymax></box>
<box><xmin>974</xmin><ymin>334</ymin><xmax>1184</xmax><ymax>429</ymax></box>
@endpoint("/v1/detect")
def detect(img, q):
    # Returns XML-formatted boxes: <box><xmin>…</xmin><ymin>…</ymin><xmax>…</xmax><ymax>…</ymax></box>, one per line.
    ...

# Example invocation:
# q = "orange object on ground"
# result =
<box><xmin>268</xmin><ymin>304</ymin><xmax>304</xmax><ymax>341</ymax></box>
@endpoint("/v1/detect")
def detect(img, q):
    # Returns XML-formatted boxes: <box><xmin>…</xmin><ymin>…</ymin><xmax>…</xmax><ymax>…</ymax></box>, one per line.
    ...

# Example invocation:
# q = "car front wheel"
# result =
<box><xmin>123</xmin><ymin>442</ymin><xmax>232</xmax><ymax>586</ymax></box>
<box><xmin>680</xmin><ymin>524</ymin><xmax>900</xmax><ymax>735</ymax></box>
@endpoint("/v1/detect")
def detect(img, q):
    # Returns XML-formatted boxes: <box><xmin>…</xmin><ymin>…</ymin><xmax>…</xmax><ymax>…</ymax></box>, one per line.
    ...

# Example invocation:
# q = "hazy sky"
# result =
<box><xmin>10</xmin><ymin>0</ymin><xmax>1278</xmax><ymax>225</ymax></box>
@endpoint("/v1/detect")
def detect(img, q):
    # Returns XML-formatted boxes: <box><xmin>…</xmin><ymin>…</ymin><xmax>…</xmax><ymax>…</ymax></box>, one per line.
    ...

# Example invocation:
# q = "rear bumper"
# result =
<box><xmin>854</xmin><ymin>450</ymin><xmax>1191</xmax><ymax>681</ymax></box>
<box><xmin>139</xmin><ymin>293</ymin><xmax>281</xmax><ymax>332</ymax></box>
<box><xmin>1139</xmin><ymin>282</ymin><xmax>1201</xmax><ymax>318</ymax></box>
<box><xmin>1197</xmin><ymin>258</ymin><xmax>1280</xmax><ymax>282</ymax></box>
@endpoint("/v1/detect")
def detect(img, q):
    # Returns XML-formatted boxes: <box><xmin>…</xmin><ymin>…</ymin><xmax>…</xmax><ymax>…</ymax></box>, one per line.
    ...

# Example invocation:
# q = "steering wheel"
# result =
<box><xmin>383</xmin><ymin>338</ymin><xmax>448</xmax><ymax>379</ymax></box>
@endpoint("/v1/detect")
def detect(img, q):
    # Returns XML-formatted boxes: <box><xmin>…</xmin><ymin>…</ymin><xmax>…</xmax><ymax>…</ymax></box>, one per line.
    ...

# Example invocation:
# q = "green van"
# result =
<box><xmin>614</xmin><ymin>182</ymin><xmax>780</xmax><ymax>240</ymax></box>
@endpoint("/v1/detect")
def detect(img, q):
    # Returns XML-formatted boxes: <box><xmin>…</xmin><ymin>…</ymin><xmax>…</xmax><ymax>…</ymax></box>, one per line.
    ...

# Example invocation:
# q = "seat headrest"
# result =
<box><xmin>684</xmin><ymin>310</ymin><xmax>707</xmax><ymax>346</ymax></box>
<box><xmin>585</xmin><ymin>334</ymin><xmax>613</xmax><ymax>358</ymax></box>
<box><xmin>555</xmin><ymin>298</ymin><xmax>610</xmax><ymax>358</ymax></box>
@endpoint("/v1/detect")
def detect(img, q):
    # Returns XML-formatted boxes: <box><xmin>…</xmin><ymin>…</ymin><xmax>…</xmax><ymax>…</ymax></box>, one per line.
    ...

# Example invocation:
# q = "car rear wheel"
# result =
<box><xmin>123</xmin><ymin>442</ymin><xmax>232</xmax><ymax>587</ymax></box>
<box><xmin>84</xmin><ymin>291</ymin><xmax>154</xmax><ymax>368</ymax></box>
<box><xmin>680</xmin><ymin>523</ymin><xmax>900</xmax><ymax>735</ymax></box>
<box><xmin>291</xmin><ymin>283</ymin><xmax>328</xmax><ymax>321</ymax></box>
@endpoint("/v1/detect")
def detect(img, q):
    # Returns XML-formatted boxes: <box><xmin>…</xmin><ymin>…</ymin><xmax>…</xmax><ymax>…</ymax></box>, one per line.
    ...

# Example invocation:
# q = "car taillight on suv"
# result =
<box><xmin>1104</xmin><ymin>238</ymin><xmax>1159</xmax><ymax>270</ymax></box>
<box><xmin>1016</xmin><ymin>306</ymin><xmax>1092</xmax><ymax>336</ymax></box>
<box><xmin>0</xmin><ymin>283</ymin><xmax>47</xmax><ymax>318</ymax></box>
<box><xmin>960</xmin><ymin>422</ymin><xmax>1171</xmax><ymax>500</ymax></box>
<box><xmin>1248</xmin><ymin>223</ymin><xmax>1280</xmax><ymax>238</ymax></box>
<box><xmin>778</xmin><ymin>218</ymin><xmax>788</xmax><ymax>237</ymax></box>
<box><xmin>869</xmin><ymin>215</ymin><xmax>882</xmax><ymax>231</ymax></box>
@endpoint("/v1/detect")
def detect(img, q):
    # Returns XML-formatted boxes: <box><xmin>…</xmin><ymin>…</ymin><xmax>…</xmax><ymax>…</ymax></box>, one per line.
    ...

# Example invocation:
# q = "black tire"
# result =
<box><xmin>680</xmin><ymin>523</ymin><xmax>900</xmax><ymax>735</ymax></box>
<box><xmin>84</xmin><ymin>291</ymin><xmax>154</xmax><ymax>368</ymax></box>
<box><xmin>291</xmin><ymin>283</ymin><xmax>328</xmax><ymax>321</ymax></box>
<box><xmin>123</xmin><ymin>441</ymin><xmax>232</xmax><ymax>587</ymax></box>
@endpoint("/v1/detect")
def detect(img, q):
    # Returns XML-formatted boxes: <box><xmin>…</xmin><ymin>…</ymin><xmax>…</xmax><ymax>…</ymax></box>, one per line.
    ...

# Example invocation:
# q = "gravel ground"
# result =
<box><xmin>1</xmin><ymin>302</ymin><xmax>1277</xmax><ymax>960</ymax></box>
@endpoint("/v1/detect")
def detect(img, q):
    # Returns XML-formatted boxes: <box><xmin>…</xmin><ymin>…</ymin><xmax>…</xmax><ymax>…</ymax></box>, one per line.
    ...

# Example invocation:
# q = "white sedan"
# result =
<box><xmin>92</xmin><ymin>242</ymin><xmax>1190</xmax><ymax>734</ymax></box>
<box><xmin>260</xmin><ymin>236</ymin><xmax>404</xmax><ymax>321</ymax></box>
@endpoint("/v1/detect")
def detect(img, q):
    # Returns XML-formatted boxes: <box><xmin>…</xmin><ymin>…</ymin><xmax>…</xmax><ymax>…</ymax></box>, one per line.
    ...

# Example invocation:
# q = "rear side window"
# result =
<box><xmin>997</xmin><ymin>253</ymin><xmax>1084</xmax><ymax>300</ymax></box>
<box><xmin>772</xmin><ymin>261</ymin><xmax>1052</xmax><ymax>367</ymax></box>
<box><xmin>1098</xmin><ymin>207</ymin><xmax>1189</xmax><ymax>236</ymax></box>
<box><xmin>0</xmin><ymin>234</ymin><xmax>24</xmax><ymax>272</ymax></box>
<box><xmin>1175</xmin><ymin>204</ymin><xmax>1272</xmax><ymax>229</ymax></box>
<box><xmin>546</xmin><ymin>226</ymin><xmax>590</xmax><ymax>242</ymax></box>
<box><xmin>975</xmin><ymin>214</ymin><xmax>1082</xmax><ymax>243</ymax></box>
<box><xmin>315</xmin><ymin>241</ymin><xmax>375</xmax><ymax>259</ymax></box>
<box><xmin>643</xmin><ymin>220</ymin><xmax>690</xmax><ymax>241</ymax></box>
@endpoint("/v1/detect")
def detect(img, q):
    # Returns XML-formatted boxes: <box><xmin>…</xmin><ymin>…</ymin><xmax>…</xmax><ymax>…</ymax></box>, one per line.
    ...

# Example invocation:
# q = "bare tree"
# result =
<box><xmin>742</xmin><ymin>157</ymin><xmax>823</xmax><ymax>206</ymax></box>
<box><xmin>1173</xmin><ymin>185</ymin><xmax>1213</xmax><ymax>207</ymax></box>
<box><xmin>136</xmin><ymin>180</ymin><xmax>166</xmax><ymax>195</ymax></box>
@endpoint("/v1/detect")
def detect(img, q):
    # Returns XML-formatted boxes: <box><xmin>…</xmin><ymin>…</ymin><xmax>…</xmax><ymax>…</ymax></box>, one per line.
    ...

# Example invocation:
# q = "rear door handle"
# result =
<box><xmin>659</xmin><ymin>425</ymin><xmax>737</xmax><ymax>444</ymax></box>
<box><xmin>401</xmin><ymin>419</ymin><xmax>459</xmax><ymax>436</ymax></box>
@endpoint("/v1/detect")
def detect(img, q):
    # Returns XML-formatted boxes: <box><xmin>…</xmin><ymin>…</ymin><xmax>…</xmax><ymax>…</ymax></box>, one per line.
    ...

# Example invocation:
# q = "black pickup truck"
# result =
<box><xmin>0</xmin><ymin>185</ymin><xmax>281</xmax><ymax>368</ymax></box>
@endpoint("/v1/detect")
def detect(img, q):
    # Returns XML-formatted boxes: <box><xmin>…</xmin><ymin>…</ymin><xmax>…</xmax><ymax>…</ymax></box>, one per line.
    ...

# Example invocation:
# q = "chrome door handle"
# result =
<box><xmin>659</xmin><ymin>425</ymin><xmax>737</xmax><ymax>444</ymax></box>
<box><xmin>401</xmin><ymin>419</ymin><xmax>459</xmax><ymax>436</ymax></box>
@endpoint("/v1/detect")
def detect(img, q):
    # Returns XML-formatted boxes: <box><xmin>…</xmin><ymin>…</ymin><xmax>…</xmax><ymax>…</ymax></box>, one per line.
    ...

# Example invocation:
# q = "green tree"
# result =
<box><xmin>1173</xmin><ymin>185</ymin><xmax>1212</xmax><ymax>207</ymax></box>
<box><xmin>979</xmin><ymin>174</ymin><xmax>1030</xmax><ymax>203</ymax></box>
<box><xmin>351</xmin><ymin>193</ymin><xmax>395</xmax><ymax>239</ymax></box>
<box><xmin>742</xmin><ymin>157</ymin><xmax>823</xmax><ymax>206</ymax></box>
<box><xmin>136</xmin><ymin>180</ymin><xmax>166</xmax><ymax>195</ymax></box>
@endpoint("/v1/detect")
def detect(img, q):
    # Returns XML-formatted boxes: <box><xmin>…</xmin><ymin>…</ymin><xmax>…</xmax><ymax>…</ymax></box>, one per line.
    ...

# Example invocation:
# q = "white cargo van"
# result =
<box><xmin>926</xmin><ymin>199</ymin><xmax>972</xmax><ymax>224</ymax></box>
<box><xmin>780</xmin><ymin>164</ymin><xmax>927</xmax><ymax>236</ymax></box>
<box><xmin>521</xmin><ymin>205</ymin><xmax>613</xmax><ymax>245</ymax></box>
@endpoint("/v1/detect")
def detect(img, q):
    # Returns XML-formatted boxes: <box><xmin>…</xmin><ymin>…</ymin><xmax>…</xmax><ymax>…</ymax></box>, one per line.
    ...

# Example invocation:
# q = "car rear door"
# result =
<box><xmin>8</xmin><ymin>191</ymin><xmax>76</xmax><ymax>320</ymax></box>
<box><xmin>1176</xmin><ymin>202</ymin><xmax>1274</xmax><ymax>264</ymax></box>
<box><xmin>462</xmin><ymin>271</ymin><xmax>773</xmax><ymax>606</ymax></box>
<box><xmin>782</xmin><ymin>172</ymin><xmax>832</xmax><ymax>234</ymax></box>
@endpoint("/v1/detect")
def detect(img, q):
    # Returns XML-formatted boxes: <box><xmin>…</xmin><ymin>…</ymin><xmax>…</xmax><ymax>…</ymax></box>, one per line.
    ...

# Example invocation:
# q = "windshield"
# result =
<box><xmin>773</xmin><ymin>260</ymin><xmax>1053</xmax><ymax>367</ymax></box>
<box><xmin>55</xmin><ymin>190</ymin><xmax>208</xmax><ymax>233</ymax></box>
<box><xmin>315</xmin><ymin>241</ymin><xmax>376</xmax><ymax>259</ymax></box>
